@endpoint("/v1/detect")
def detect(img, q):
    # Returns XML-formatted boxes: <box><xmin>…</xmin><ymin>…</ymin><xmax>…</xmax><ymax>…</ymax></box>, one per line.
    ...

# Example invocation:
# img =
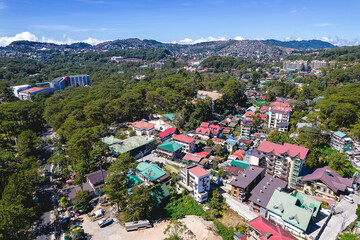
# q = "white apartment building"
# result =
<box><xmin>268</xmin><ymin>104</ymin><xmax>292</xmax><ymax>132</ymax></box>
<box><xmin>179</xmin><ymin>165</ymin><xmax>210</xmax><ymax>203</ymax></box>
<box><xmin>172</xmin><ymin>134</ymin><xmax>196</xmax><ymax>153</ymax></box>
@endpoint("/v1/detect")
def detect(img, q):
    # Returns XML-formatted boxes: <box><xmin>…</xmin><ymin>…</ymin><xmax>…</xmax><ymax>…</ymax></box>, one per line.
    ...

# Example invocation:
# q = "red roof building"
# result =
<box><xmin>183</xmin><ymin>153</ymin><xmax>203</xmax><ymax>163</ymax></box>
<box><xmin>188</xmin><ymin>165</ymin><xmax>210</xmax><ymax>178</ymax></box>
<box><xmin>173</xmin><ymin>134</ymin><xmax>195</xmax><ymax>144</ymax></box>
<box><xmin>248</xmin><ymin>216</ymin><xmax>296</xmax><ymax>240</ymax></box>
<box><xmin>258</xmin><ymin>140</ymin><xmax>309</xmax><ymax>160</ymax></box>
<box><xmin>245</xmin><ymin>111</ymin><xmax>255</xmax><ymax>118</ymax></box>
<box><xmin>200</xmin><ymin>122</ymin><xmax>210</xmax><ymax>128</ymax></box>
<box><xmin>158</xmin><ymin>127</ymin><xmax>176</xmax><ymax>140</ymax></box>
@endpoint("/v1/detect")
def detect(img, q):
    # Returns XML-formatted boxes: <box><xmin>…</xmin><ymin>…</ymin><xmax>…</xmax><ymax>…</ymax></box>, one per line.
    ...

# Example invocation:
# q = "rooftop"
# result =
<box><xmin>248</xmin><ymin>216</ymin><xmax>296</xmax><ymax>240</ymax></box>
<box><xmin>249</xmin><ymin>175</ymin><xmax>287</xmax><ymax>209</ymax></box>
<box><xmin>105</xmin><ymin>136</ymin><xmax>149</xmax><ymax>156</ymax></box>
<box><xmin>333</xmin><ymin>131</ymin><xmax>347</xmax><ymax>138</ymax></box>
<box><xmin>188</xmin><ymin>165</ymin><xmax>210</xmax><ymax>178</ymax></box>
<box><xmin>86</xmin><ymin>169</ymin><xmax>107</xmax><ymax>186</ymax></box>
<box><xmin>173</xmin><ymin>134</ymin><xmax>195</xmax><ymax>144</ymax></box>
<box><xmin>197</xmin><ymin>90</ymin><xmax>223</xmax><ymax>100</ymax></box>
<box><xmin>258</xmin><ymin>140</ymin><xmax>309</xmax><ymax>160</ymax></box>
<box><xmin>158</xmin><ymin>141</ymin><xmax>183</xmax><ymax>152</ymax></box>
<box><xmin>20</xmin><ymin>87</ymin><xmax>55</xmax><ymax>94</ymax></box>
<box><xmin>230</xmin><ymin>166</ymin><xmax>264</xmax><ymax>189</ymax></box>
<box><xmin>136</xmin><ymin>162</ymin><xmax>165</xmax><ymax>181</ymax></box>
<box><xmin>159</xmin><ymin>127</ymin><xmax>176</xmax><ymax>138</ymax></box>
<box><xmin>131</xmin><ymin>121</ymin><xmax>156</xmax><ymax>129</ymax></box>
<box><xmin>302</xmin><ymin>166</ymin><xmax>353</xmax><ymax>193</ymax></box>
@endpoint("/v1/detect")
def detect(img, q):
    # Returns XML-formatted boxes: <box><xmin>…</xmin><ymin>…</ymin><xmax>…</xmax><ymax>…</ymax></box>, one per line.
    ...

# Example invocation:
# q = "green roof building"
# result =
<box><xmin>157</xmin><ymin>141</ymin><xmax>183</xmax><ymax>159</ymax></box>
<box><xmin>266</xmin><ymin>189</ymin><xmax>321</xmax><ymax>235</ymax></box>
<box><xmin>103</xmin><ymin>135</ymin><xmax>153</xmax><ymax>158</ymax></box>
<box><xmin>150</xmin><ymin>184</ymin><xmax>171</xmax><ymax>207</ymax></box>
<box><xmin>231</xmin><ymin>160</ymin><xmax>249</xmax><ymax>169</ymax></box>
<box><xmin>136</xmin><ymin>162</ymin><xmax>168</xmax><ymax>183</ymax></box>
<box><xmin>127</xmin><ymin>175</ymin><xmax>143</xmax><ymax>187</ymax></box>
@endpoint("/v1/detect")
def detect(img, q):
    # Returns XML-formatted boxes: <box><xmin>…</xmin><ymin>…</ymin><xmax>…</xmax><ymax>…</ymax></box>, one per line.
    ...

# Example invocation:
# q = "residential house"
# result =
<box><xmin>228</xmin><ymin>150</ymin><xmax>246</xmax><ymax>161</ymax></box>
<box><xmin>136</xmin><ymin>162</ymin><xmax>170</xmax><ymax>184</ymax></box>
<box><xmin>197</xmin><ymin>90</ymin><xmax>223</xmax><ymax>113</ymax></box>
<box><xmin>330</xmin><ymin>131</ymin><xmax>353</xmax><ymax>152</ymax></box>
<box><xmin>182</xmin><ymin>153</ymin><xmax>203</xmax><ymax>165</ymax></box>
<box><xmin>156</xmin><ymin>141</ymin><xmax>183</xmax><ymax>159</ymax></box>
<box><xmin>241</xmin><ymin>119</ymin><xmax>253</xmax><ymax>139</ymax></box>
<box><xmin>209</xmin><ymin>124</ymin><xmax>222</xmax><ymax>137</ymax></box>
<box><xmin>179</xmin><ymin>165</ymin><xmax>211</xmax><ymax>203</ymax></box>
<box><xmin>258</xmin><ymin>140</ymin><xmax>309</xmax><ymax>189</ymax></box>
<box><xmin>230</xmin><ymin>166</ymin><xmax>265</xmax><ymax>202</ymax></box>
<box><xmin>195</xmin><ymin>126</ymin><xmax>211</xmax><ymax>139</ymax></box>
<box><xmin>225</xmin><ymin>137</ymin><xmax>238</xmax><ymax>152</ymax></box>
<box><xmin>130</xmin><ymin>121</ymin><xmax>156</xmax><ymax>136</ymax></box>
<box><xmin>302</xmin><ymin>166</ymin><xmax>353</xmax><ymax>200</ymax></box>
<box><xmin>86</xmin><ymin>169</ymin><xmax>107</xmax><ymax>194</ymax></box>
<box><xmin>211</xmin><ymin>137</ymin><xmax>225</xmax><ymax>145</ymax></box>
<box><xmin>249</xmin><ymin>175</ymin><xmax>288</xmax><ymax>216</ymax></box>
<box><xmin>222</xmin><ymin>127</ymin><xmax>232</xmax><ymax>138</ymax></box>
<box><xmin>247</xmin><ymin>216</ymin><xmax>297</xmax><ymax>240</ymax></box>
<box><xmin>266</xmin><ymin>189</ymin><xmax>321</xmax><ymax>236</ymax></box>
<box><xmin>172</xmin><ymin>134</ymin><xmax>196</xmax><ymax>153</ymax></box>
<box><xmin>150</xmin><ymin>184</ymin><xmax>171</xmax><ymax>208</ymax></box>
<box><xmin>158</xmin><ymin>127</ymin><xmax>176</xmax><ymax>142</ymax></box>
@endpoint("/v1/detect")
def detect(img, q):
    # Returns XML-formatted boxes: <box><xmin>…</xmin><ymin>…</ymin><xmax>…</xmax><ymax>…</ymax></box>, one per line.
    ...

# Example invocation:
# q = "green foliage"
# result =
<box><xmin>16</xmin><ymin>130</ymin><xmax>40</xmax><ymax>159</ymax></box>
<box><xmin>72</xmin><ymin>190</ymin><xmax>91</xmax><ymax>213</ymax></box>
<box><xmin>201</xmin><ymin>56</ymin><xmax>262</xmax><ymax>73</ymax></box>
<box><xmin>208</xmin><ymin>189</ymin><xmax>224</xmax><ymax>218</ymax></box>
<box><xmin>124</xmin><ymin>185</ymin><xmax>155</xmax><ymax>222</ymax></box>
<box><xmin>267</xmin><ymin>130</ymin><xmax>295</xmax><ymax>145</ymax></box>
<box><xmin>356</xmin><ymin>204</ymin><xmax>360</xmax><ymax>220</ymax></box>
<box><xmin>327</xmin><ymin>152</ymin><xmax>357</xmax><ymax>178</ymax></box>
<box><xmin>164</xmin><ymin>194</ymin><xmax>205</xmax><ymax>219</ymax></box>
<box><xmin>340</xmin><ymin>233</ymin><xmax>358</xmax><ymax>240</ymax></box>
<box><xmin>212</xmin><ymin>144</ymin><xmax>225</xmax><ymax>157</ymax></box>
<box><xmin>206</xmin><ymin>139</ymin><xmax>214</xmax><ymax>147</ymax></box>
<box><xmin>213</xmin><ymin>220</ymin><xmax>234</xmax><ymax>240</ymax></box>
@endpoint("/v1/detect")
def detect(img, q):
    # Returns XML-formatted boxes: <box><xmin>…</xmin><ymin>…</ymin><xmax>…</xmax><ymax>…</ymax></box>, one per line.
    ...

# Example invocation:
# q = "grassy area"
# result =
<box><xmin>163</xmin><ymin>163</ymin><xmax>180</xmax><ymax>173</ymax></box>
<box><xmin>164</xmin><ymin>194</ymin><xmax>206</xmax><ymax>219</ymax></box>
<box><xmin>216</xmin><ymin>207</ymin><xmax>247</xmax><ymax>229</ymax></box>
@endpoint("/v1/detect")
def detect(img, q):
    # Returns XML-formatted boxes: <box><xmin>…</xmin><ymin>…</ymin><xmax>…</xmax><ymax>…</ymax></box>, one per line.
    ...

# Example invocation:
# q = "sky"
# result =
<box><xmin>0</xmin><ymin>0</ymin><xmax>359</xmax><ymax>47</ymax></box>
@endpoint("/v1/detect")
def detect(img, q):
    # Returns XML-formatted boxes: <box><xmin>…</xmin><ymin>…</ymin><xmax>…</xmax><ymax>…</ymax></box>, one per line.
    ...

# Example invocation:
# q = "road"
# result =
<box><xmin>36</xmin><ymin>184</ymin><xmax>58</xmax><ymax>240</ymax></box>
<box><xmin>318</xmin><ymin>193</ymin><xmax>360</xmax><ymax>240</ymax></box>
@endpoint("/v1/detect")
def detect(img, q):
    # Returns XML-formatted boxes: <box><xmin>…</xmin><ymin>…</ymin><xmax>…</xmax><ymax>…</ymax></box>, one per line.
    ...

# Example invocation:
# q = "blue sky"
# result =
<box><xmin>0</xmin><ymin>0</ymin><xmax>359</xmax><ymax>46</ymax></box>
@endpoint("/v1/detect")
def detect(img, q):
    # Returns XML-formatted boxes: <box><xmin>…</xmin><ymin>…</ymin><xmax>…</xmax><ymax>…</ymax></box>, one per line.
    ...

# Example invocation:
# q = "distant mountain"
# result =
<box><xmin>263</xmin><ymin>39</ymin><xmax>337</xmax><ymax>50</ymax></box>
<box><xmin>5</xmin><ymin>38</ymin><xmax>290</xmax><ymax>59</ymax></box>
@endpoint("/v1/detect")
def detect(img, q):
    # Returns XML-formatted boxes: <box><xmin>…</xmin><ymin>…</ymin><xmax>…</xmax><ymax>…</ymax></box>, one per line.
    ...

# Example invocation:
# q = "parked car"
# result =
<box><xmin>344</xmin><ymin>195</ymin><xmax>354</xmax><ymax>204</ymax></box>
<box><xmin>347</xmin><ymin>187</ymin><xmax>355</xmax><ymax>194</ymax></box>
<box><xmin>98</xmin><ymin>218</ymin><xmax>113</xmax><ymax>228</ymax></box>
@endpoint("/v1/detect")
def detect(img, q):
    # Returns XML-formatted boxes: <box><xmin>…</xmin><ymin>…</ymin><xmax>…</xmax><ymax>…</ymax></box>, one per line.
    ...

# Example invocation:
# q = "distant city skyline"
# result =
<box><xmin>0</xmin><ymin>0</ymin><xmax>359</xmax><ymax>47</ymax></box>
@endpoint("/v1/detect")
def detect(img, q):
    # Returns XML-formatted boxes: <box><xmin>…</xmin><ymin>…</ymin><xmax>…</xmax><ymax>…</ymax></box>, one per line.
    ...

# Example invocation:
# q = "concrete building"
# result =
<box><xmin>18</xmin><ymin>87</ymin><xmax>56</xmax><ymax>100</ymax></box>
<box><xmin>240</xmin><ymin>119</ymin><xmax>253</xmax><ymax>139</ymax></box>
<box><xmin>230</xmin><ymin>166</ymin><xmax>265</xmax><ymax>202</ymax></box>
<box><xmin>10</xmin><ymin>84</ymin><xmax>32</xmax><ymax>98</ymax></box>
<box><xmin>50</xmin><ymin>74</ymin><xmax>90</xmax><ymax>90</ymax></box>
<box><xmin>179</xmin><ymin>165</ymin><xmax>210</xmax><ymax>203</ymax></box>
<box><xmin>158</xmin><ymin>127</ymin><xmax>176</xmax><ymax>142</ymax></box>
<box><xmin>136</xmin><ymin>162</ymin><xmax>170</xmax><ymax>184</ymax></box>
<box><xmin>247</xmin><ymin>216</ymin><xmax>296</xmax><ymax>240</ymax></box>
<box><xmin>86</xmin><ymin>169</ymin><xmax>107</xmax><ymax>193</ymax></box>
<box><xmin>258</xmin><ymin>141</ymin><xmax>309</xmax><ymax>189</ymax></box>
<box><xmin>156</xmin><ymin>141</ymin><xmax>183</xmax><ymax>159</ymax></box>
<box><xmin>172</xmin><ymin>134</ymin><xmax>196</xmax><ymax>153</ymax></box>
<box><xmin>283</xmin><ymin>60</ymin><xmax>308</xmax><ymax>71</ymax></box>
<box><xmin>130</xmin><ymin>121</ymin><xmax>156</xmax><ymax>136</ymax></box>
<box><xmin>249</xmin><ymin>175</ymin><xmax>288</xmax><ymax>216</ymax></box>
<box><xmin>268</xmin><ymin>101</ymin><xmax>292</xmax><ymax>132</ymax></box>
<box><xmin>330</xmin><ymin>131</ymin><xmax>353</xmax><ymax>152</ymax></box>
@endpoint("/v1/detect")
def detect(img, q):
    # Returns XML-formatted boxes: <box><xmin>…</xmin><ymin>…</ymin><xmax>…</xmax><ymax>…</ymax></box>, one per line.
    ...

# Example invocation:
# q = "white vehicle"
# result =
<box><xmin>347</xmin><ymin>187</ymin><xmax>355</xmax><ymax>194</ymax></box>
<box><xmin>344</xmin><ymin>195</ymin><xmax>354</xmax><ymax>204</ymax></box>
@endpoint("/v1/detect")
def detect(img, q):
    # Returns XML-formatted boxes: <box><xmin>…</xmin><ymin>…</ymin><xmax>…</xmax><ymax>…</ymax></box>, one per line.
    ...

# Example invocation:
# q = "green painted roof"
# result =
<box><xmin>163</xmin><ymin>113</ymin><xmax>175</xmax><ymax>121</ymax></box>
<box><xmin>233</xmin><ymin>114</ymin><xmax>242</xmax><ymax>118</ymax></box>
<box><xmin>231</xmin><ymin>160</ymin><xmax>249</xmax><ymax>169</ymax></box>
<box><xmin>150</xmin><ymin>184</ymin><xmax>171</xmax><ymax>205</ymax></box>
<box><xmin>334</xmin><ymin>131</ymin><xmax>347</xmax><ymax>138</ymax></box>
<box><xmin>266</xmin><ymin>189</ymin><xmax>321</xmax><ymax>232</ymax></box>
<box><xmin>127</xmin><ymin>175</ymin><xmax>143</xmax><ymax>186</ymax></box>
<box><xmin>158</xmin><ymin>141</ymin><xmax>183</xmax><ymax>152</ymax></box>
<box><xmin>106</xmin><ymin>136</ymin><xmax>148</xmax><ymax>155</ymax></box>
<box><xmin>136</xmin><ymin>162</ymin><xmax>165</xmax><ymax>181</ymax></box>
<box><xmin>102</xmin><ymin>136</ymin><xmax>123</xmax><ymax>145</ymax></box>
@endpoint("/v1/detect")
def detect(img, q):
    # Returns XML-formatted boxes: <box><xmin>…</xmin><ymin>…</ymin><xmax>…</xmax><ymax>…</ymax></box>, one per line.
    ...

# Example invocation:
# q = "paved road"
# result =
<box><xmin>318</xmin><ymin>193</ymin><xmax>360</xmax><ymax>240</ymax></box>
<box><xmin>221</xmin><ymin>192</ymin><xmax>258</xmax><ymax>221</ymax></box>
<box><xmin>139</xmin><ymin>153</ymin><xmax>186</xmax><ymax>168</ymax></box>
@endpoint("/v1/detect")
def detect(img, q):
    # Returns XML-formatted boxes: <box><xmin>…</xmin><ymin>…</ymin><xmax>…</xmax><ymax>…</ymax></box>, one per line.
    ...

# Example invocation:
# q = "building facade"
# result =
<box><xmin>179</xmin><ymin>165</ymin><xmax>210</xmax><ymax>203</ymax></box>
<box><xmin>258</xmin><ymin>141</ymin><xmax>309</xmax><ymax>189</ymax></box>
<box><xmin>50</xmin><ymin>74</ymin><xmax>91</xmax><ymax>90</ymax></box>
<box><xmin>172</xmin><ymin>134</ymin><xmax>196</xmax><ymax>153</ymax></box>
<box><xmin>330</xmin><ymin>131</ymin><xmax>353</xmax><ymax>152</ymax></box>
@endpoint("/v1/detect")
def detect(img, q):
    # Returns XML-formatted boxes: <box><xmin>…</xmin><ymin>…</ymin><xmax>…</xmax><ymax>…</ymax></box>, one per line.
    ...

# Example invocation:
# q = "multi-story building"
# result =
<box><xmin>258</xmin><ymin>140</ymin><xmax>309</xmax><ymax>189</ymax></box>
<box><xmin>50</xmin><ymin>74</ymin><xmax>91</xmax><ymax>90</ymax></box>
<box><xmin>172</xmin><ymin>134</ymin><xmax>196</xmax><ymax>153</ymax></box>
<box><xmin>302</xmin><ymin>166</ymin><xmax>353</xmax><ymax>200</ymax></box>
<box><xmin>268</xmin><ymin>102</ymin><xmax>292</xmax><ymax>132</ymax></box>
<box><xmin>158</xmin><ymin>127</ymin><xmax>176</xmax><ymax>142</ymax></box>
<box><xmin>130</xmin><ymin>121</ymin><xmax>156</xmax><ymax>136</ymax></box>
<box><xmin>310</xmin><ymin>60</ymin><xmax>327</xmax><ymax>70</ymax></box>
<box><xmin>230</xmin><ymin>166</ymin><xmax>265</xmax><ymax>202</ymax></box>
<box><xmin>330</xmin><ymin>131</ymin><xmax>353</xmax><ymax>152</ymax></box>
<box><xmin>18</xmin><ymin>87</ymin><xmax>56</xmax><ymax>101</ymax></box>
<box><xmin>10</xmin><ymin>84</ymin><xmax>32</xmax><ymax>98</ymax></box>
<box><xmin>156</xmin><ymin>141</ymin><xmax>183</xmax><ymax>159</ymax></box>
<box><xmin>240</xmin><ymin>119</ymin><xmax>253</xmax><ymax>139</ymax></box>
<box><xmin>266</xmin><ymin>189</ymin><xmax>321</xmax><ymax>237</ymax></box>
<box><xmin>283</xmin><ymin>60</ymin><xmax>308</xmax><ymax>71</ymax></box>
<box><xmin>179</xmin><ymin>165</ymin><xmax>210</xmax><ymax>203</ymax></box>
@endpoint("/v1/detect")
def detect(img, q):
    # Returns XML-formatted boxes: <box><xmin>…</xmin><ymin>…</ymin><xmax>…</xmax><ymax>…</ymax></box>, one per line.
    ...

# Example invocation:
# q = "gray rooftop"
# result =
<box><xmin>249</xmin><ymin>175</ymin><xmax>288</xmax><ymax>208</ymax></box>
<box><xmin>230</xmin><ymin>166</ymin><xmax>264</xmax><ymax>189</ymax></box>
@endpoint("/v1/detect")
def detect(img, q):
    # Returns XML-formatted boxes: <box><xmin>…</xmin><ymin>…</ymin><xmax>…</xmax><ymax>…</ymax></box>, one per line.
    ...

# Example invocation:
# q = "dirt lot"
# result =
<box><xmin>217</xmin><ymin>207</ymin><xmax>247</xmax><ymax>229</ymax></box>
<box><xmin>80</xmin><ymin>215</ymin><xmax>221</xmax><ymax>240</ymax></box>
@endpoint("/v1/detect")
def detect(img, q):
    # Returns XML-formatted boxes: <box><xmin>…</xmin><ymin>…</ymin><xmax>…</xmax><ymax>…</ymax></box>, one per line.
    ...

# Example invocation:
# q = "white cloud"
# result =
<box><xmin>0</xmin><ymin>32</ymin><xmax>107</xmax><ymax>47</ymax></box>
<box><xmin>313</xmin><ymin>23</ymin><xmax>334</xmax><ymax>27</ymax></box>
<box><xmin>0</xmin><ymin>32</ymin><xmax>38</xmax><ymax>47</ymax></box>
<box><xmin>0</xmin><ymin>2</ymin><xmax>6</xmax><ymax>10</ymax></box>
<box><xmin>317</xmin><ymin>36</ymin><xmax>360</xmax><ymax>46</ymax></box>
<box><xmin>176</xmin><ymin>36</ymin><xmax>226</xmax><ymax>44</ymax></box>
<box><xmin>234</xmin><ymin>36</ymin><xmax>244</xmax><ymax>41</ymax></box>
